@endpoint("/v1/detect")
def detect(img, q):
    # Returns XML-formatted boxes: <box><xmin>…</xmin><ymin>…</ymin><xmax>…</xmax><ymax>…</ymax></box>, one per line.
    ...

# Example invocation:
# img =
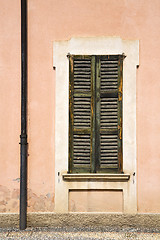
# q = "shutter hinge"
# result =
<box><xmin>122</xmin><ymin>53</ymin><xmax>126</xmax><ymax>59</ymax></box>
<box><xmin>67</xmin><ymin>53</ymin><xmax>71</xmax><ymax>58</ymax></box>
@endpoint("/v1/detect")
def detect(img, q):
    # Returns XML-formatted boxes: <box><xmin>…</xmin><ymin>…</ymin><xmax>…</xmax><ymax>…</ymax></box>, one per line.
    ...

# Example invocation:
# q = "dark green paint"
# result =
<box><xmin>69</xmin><ymin>55</ymin><xmax>123</xmax><ymax>173</ymax></box>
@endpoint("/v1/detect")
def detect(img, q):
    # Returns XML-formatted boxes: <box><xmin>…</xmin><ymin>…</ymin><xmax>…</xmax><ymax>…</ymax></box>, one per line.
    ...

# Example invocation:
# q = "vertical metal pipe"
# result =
<box><xmin>20</xmin><ymin>0</ymin><xmax>27</xmax><ymax>230</ymax></box>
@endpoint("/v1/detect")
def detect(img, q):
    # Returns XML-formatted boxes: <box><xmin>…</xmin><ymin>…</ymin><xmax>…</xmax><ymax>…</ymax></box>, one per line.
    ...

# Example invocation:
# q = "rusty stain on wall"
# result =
<box><xmin>0</xmin><ymin>185</ymin><xmax>54</xmax><ymax>213</ymax></box>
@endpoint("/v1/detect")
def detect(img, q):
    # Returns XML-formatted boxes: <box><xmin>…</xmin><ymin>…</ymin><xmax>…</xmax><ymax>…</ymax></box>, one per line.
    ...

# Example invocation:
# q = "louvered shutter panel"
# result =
<box><xmin>69</xmin><ymin>56</ymin><xmax>93</xmax><ymax>173</ymax></box>
<box><xmin>96</xmin><ymin>55</ymin><xmax>123</xmax><ymax>172</ymax></box>
<box><xmin>69</xmin><ymin>55</ymin><xmax>123</xmax><ymax>173</ymax></box>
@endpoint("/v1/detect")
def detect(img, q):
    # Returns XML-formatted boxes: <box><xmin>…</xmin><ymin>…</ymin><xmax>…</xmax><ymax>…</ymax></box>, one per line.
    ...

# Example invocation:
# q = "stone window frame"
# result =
<box><xmin>53</xmin><ymin>37</ymin><xmax>139</xmax><ymax>213</ymax></box>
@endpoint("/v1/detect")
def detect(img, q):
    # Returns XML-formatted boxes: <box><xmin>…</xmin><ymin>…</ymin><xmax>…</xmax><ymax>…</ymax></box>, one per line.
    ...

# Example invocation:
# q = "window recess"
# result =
<box><xmin>69</xmin><ymin>55</ymin><xmax>124</xmax><ymax>173</ymax></box>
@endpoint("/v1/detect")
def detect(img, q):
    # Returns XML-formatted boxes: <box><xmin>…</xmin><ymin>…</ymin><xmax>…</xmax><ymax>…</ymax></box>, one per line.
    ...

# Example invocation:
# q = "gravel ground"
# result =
<box><xmin>0</xmin><ymin>227</ymin><xmax>160</xmax><ymax>240</ymax></box>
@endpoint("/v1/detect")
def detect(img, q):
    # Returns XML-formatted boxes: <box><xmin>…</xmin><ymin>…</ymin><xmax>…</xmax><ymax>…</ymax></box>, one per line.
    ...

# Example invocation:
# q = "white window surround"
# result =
<box><xmin>53</xmin><ymin>37</ymin><xmax>139</xmax><ymax>213</ymax></box>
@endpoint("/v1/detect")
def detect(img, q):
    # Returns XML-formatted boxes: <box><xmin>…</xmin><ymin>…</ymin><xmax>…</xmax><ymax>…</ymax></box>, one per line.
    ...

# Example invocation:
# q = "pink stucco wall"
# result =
<box><xmin>0</xmin><ymin>0</ymin><xmax>160</xmax><ymax>213</ymax></box>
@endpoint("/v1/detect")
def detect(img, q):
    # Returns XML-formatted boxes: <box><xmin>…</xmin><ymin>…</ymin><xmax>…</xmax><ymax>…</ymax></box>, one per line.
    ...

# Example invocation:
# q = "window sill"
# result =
<box><xmin>62</xmin><ymin>173</ymin><xmax>130</xmax><ymax>181</ymax></box>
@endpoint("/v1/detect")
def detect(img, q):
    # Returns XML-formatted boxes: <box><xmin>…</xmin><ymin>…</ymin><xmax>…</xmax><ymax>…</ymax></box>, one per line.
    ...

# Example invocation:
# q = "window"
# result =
<box><xmin>69</xmin><ymin>54</ymin><xmax>124</xmax><ymax>173</ymax></box>
<box><xmin>53</xmin><ymin>37</ymin><xmax>138</xmax><ymax>213</ymax></box>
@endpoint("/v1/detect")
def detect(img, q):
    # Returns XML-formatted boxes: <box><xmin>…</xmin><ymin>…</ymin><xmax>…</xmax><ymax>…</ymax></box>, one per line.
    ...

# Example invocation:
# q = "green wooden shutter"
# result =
<box><xmin>69</xmin><ymin>55</ymin><xmax>94</xmax><ymax>173</ymax></box>
<box><xmin>69</xmin><ymin>55</ymin><xmax>123</xmax><ymax>173</ymax></box>
<box><xmin>96</xmin><ymin>55</ymin><xmax>123</xmax><ymax>173</ymax></box>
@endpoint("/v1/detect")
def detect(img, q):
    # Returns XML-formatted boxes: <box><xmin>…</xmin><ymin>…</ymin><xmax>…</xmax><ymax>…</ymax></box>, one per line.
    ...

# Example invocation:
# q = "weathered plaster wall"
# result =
<box><xmin>0</xmin><ymin>0</ymin><xmax>21</xmax><ymax>213</ymax></box>
<box><xmin>0</xmin><ymin>0</ymin><xmax>160</xmax><ymax>213</ymax></box>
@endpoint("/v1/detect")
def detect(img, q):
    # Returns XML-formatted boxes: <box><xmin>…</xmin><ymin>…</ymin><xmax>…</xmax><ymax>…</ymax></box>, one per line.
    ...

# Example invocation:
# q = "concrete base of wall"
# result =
<box><xmin>0</xmin><ymin>213</ymin><xmax>160</xmax><ymax>231</ymax></box>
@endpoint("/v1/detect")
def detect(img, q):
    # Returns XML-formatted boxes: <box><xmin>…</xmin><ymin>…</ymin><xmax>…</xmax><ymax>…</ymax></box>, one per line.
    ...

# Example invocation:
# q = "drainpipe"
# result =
<box><xmin>20</xmin><ymin>0</ymin><xmax>28</xmax><ymax>230</ymax></box>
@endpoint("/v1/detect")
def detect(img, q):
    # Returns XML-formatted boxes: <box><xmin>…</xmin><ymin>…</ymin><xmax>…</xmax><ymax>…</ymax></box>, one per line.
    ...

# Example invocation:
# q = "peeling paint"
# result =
<box><xmin>13</xmin><ymin>178</ymin><xmax>20</xmax><ymax>182</ymax></box>
<box><xmin>0</xmin><ymin>185</ymin><xmax>19</xmax><ymax>213</ymax></box>
<box><xmin>0</xmin><ymin>185</ymin><xmax>55</xmax><ymax>213</ymax></box>
<box><xmin>27</xmin><ymin>189</ymin><xmax>54</xmax><ymax>212</ymax></box>
<box><xmin>46</xmin><ymin>193</ymin><xmax>51</xmax><ymax>198</ymax></box>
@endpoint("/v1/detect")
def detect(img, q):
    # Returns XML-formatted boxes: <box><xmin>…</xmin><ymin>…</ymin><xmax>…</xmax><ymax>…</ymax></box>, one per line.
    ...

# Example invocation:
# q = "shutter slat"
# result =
<box><xmin>101</xmin><ymin>60</ymin><xmax>118</xmax><ymax>64</ymax></box>
<box><xmin>74</xmin><ymin>75</ymin><xmax>91</xmax><ymax>78</ymax></box>
<box><xmin>101</xmin><ymin>82</ymin><xmax>117</xmax><ymax>86</ymax></box>
<box><xmin>101</xmin><ymin>76</ymin><xmax>118</xmax><ymax>79</ymax></box>
<box><xmin>101</xmin><ymin>67</ymin><xmax>118</xmax><ymax>71</ymax></box>
<box><xmin>74</xmin><ymin>60</ymin><xmax>91</xmax><ymax>64</ymax></box>
<box><xmin>101</xmin><ymin>64</ymin><xmax>118</xmax><ymax>68</ymax></box>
